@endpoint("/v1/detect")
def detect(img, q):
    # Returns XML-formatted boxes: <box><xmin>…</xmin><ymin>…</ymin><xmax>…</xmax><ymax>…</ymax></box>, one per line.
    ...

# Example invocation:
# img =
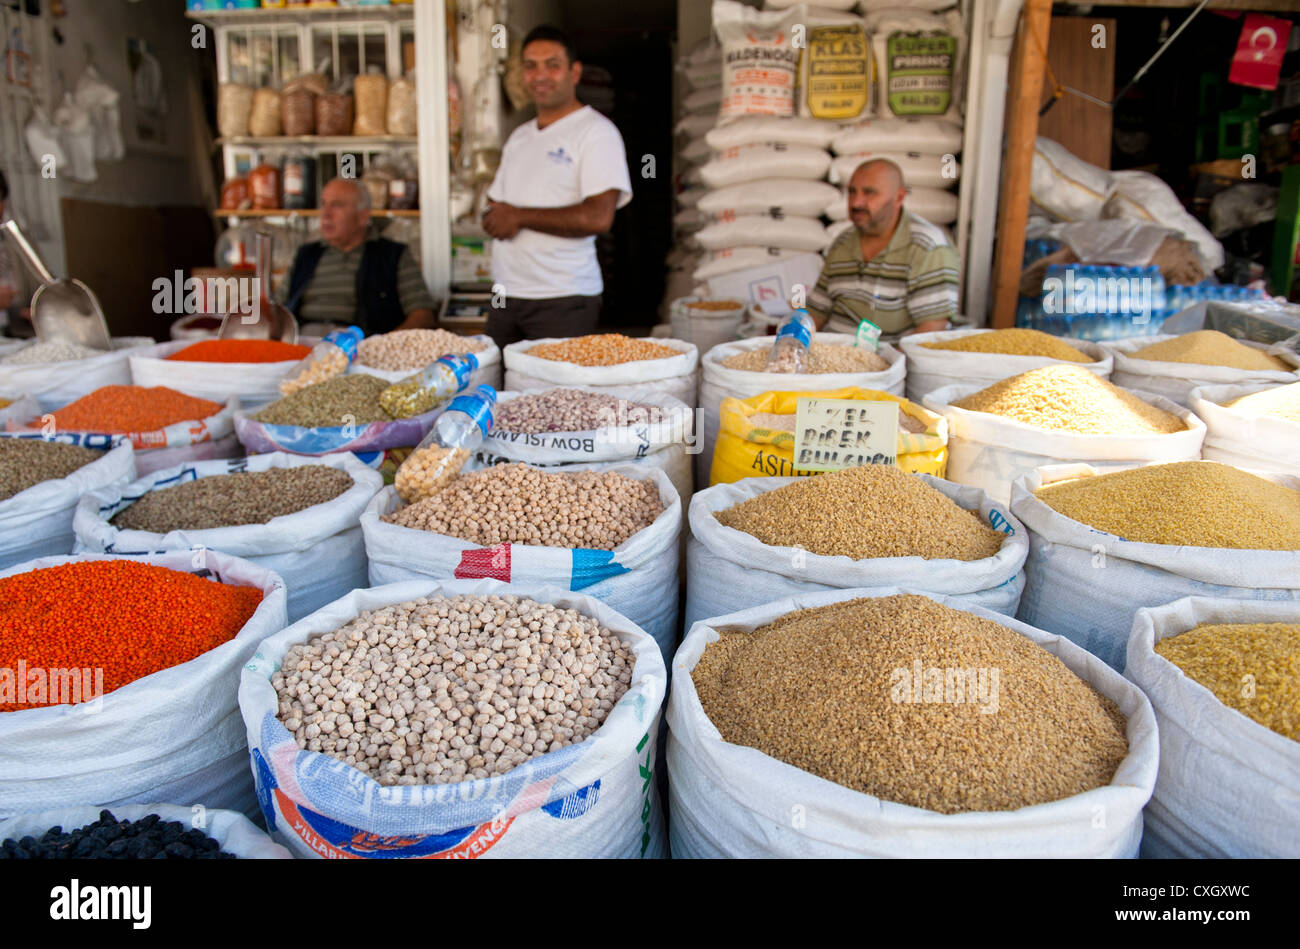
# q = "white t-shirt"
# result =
<box><xmin>487</xmin><ymin>105</ymin><xmax>633</xmax><ymax>299</ymax></box>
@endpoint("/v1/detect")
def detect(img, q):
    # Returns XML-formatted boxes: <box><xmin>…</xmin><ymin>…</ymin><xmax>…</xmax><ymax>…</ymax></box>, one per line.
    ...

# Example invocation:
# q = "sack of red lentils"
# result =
<box><xmin>239</xmin><ymin>577</ymin><xmax>667</xmax><ymax>859</ymax></box>
<box><xmin>0</xmin><ymin>550</ymin><xmax>288</xmax><ymax>820</ymax></box>
<box><xmin>73</xmin><ymin>452</ymin><xmax>384</xmax><ymax>623</ymax></box>
<box><xmin>0</xmin><ymin>434</ymin><xmax>136</xmax><ymax>571</ymax></box>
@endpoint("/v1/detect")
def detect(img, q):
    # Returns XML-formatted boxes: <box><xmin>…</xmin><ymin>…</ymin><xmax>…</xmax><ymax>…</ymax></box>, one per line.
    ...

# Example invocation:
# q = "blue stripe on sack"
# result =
<box><xmin>569</xmin><ymin>548</ymin><xmax>629</xmax><ymax>590</ymax></box>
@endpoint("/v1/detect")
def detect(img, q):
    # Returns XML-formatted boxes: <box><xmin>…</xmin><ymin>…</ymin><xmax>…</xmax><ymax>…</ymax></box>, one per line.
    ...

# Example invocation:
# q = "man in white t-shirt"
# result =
<box><xmin>482</xmin><ymin>26</ymin><xmax>632</xmax><ymax>349</ymax></box>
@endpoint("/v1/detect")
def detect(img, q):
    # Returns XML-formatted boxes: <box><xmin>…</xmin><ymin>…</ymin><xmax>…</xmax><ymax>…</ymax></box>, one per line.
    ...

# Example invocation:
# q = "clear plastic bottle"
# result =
<box><xmin>395</xmin><ymin>384</ymin><xmax>497</xmax><ymax>504</ymax></box>
<box><xmin>766</xmin><ymin>309</ymin><xmax>815</xmax><ymax>373</ymax></box>
<box><xmin>279</xmin><ymin>325</ymin><xmax>364</xmax><ymax>395</ymax></box>
<box><xmin>379</xmin><ymin>352</ymin><xmax>480</xmax><ymax>419</ymax></box>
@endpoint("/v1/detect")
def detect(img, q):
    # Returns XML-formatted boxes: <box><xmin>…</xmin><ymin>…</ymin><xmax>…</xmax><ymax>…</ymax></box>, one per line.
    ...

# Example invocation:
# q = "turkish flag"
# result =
<box><xmin>1228</xmin><ymin>14</ymin><xmax>1291</xmax><ymax>91</ymax></box>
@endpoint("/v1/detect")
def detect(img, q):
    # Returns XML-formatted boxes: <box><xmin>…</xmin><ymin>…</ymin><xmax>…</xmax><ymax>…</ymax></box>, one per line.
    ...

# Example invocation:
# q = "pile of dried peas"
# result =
<box><xmin>37</xmin><ymin>387</ymin><xmax>223</xmax><ymax>433</ymax></box>
<box><xmin>167</xmin><ymin>339</ymin><xmax>310</xmax><ymax>363</ymax></box>
<box><xmin>528</xmin><ymin>334</ymin><xmax>680</xmax><ymax>367</ymax></box>
<box><xmin>0</xmin><ymin>439</ymin><xmax>101</xmax><ymax>502</ymax></box>
<box><xmin>0</xmin><ymin>560</ymin><xmax>262</xmax><ymax>712</ymax></box>
<box><xmin>921</xmin><ymin>328</ymin><xmax>1094</xmax><ymax>362</ymax></box>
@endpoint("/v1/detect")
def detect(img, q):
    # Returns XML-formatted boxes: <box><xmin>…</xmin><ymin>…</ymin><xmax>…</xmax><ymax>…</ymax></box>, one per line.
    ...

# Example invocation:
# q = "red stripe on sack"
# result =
<box><xmin>454</xmin><ymin>543</ymin><xmax>511</xmax><ymax>581</ymax></box>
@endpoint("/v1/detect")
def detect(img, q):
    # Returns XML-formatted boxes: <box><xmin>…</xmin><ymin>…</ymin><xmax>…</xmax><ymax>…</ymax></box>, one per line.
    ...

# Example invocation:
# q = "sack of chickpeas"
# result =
<box><xmin>359</xmin><ymin>463</ymin><xmax>683</xmax><ymax>666</ymax></box>
<box><xmin>347</xmin><ymin>329</ymin><xmax>502</xmax><ymax>391</ymax></box>
<box><xmin>0</xmin><ymin>434</ymin><xmax>135</xmax><ymax>571</ymax></box>
<box><xmin>685</xmin><ymin>468</ymin><xmax>1027</xmax><ymax>630</ymax></box>
<box><xmin>503</xmin><ymin>335</ymin><xmax>700</xmax><ymax>409</ymax></box>
<box><xmin>72</xmin><ymin>452</ymin><xmax>384</xmax><ymax>623</ymax></box>
<box><xmin>667</xmin><ymin>586</ymin><xmax>1158</xmax><ymax>858</ymax></box>
<box><xmin>699</xmin><ymin>333</ymin><xmax>907</xmax><ymax>485</ymax></box>
<box><xmin>461</xmin><ymin>386</ymin><xmax>695</xmax><ymax>504</ymax></box>
<box><xmin>239</xmin><ymin>577</ymin><xmax>668</xmax><ymax>859</ymax></box>
<box><xmin>1124</xmin><ymin>596</ymin><xmax>1300</xmax><ymax>858</ymax></box>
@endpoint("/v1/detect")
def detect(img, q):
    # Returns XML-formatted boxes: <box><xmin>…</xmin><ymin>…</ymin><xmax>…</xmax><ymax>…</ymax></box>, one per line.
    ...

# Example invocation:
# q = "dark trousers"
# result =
<box><xmin>484</xmin><ymin>294</ymin><xmax>601</xmax><ymax>350</ymax></box>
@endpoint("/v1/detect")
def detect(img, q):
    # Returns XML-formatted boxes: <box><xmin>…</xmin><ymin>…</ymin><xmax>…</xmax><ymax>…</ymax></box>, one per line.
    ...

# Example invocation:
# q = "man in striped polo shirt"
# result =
<box><xmin>283</xmin><ymin>177</ymin><xmax>436</xmax><ymax>335</ymax></box>
<box><xmin>807</xmin><ymin>159</ymin><xmax>959</xmax><ymax>340</ymax></box>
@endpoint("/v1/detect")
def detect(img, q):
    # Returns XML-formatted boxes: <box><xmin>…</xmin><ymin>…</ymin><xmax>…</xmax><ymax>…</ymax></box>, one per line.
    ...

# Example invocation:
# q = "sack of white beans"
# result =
<box><xmin>0</xmin><ymin>550</ymin><xmax>288</xmax><ymax>820</ymax></box>
<box><xmin>73</xmin><ymin>452</ymin><xmax>384</xmax><ymax>623</ymax></box>
<box><xmin>667</xmin><ymin>586</ymin><xmax>1158</xmax><ymax>858</ymax></box>
<box><xmin>686</xmin><ymin>474</ymin><xmax>1027</xmax><ymax>629</ymax></box>
<box><xmin>360</xmin><ymin>464</ymin><xmax>682</xmax><ymax>666</ymax></box>
<box><xmin>463</xmin><ymin>387</ymin><xmax>694</xmax><ymax>505</ymax></box>
<box><xmin>1124</xmin><ymin>596</ymin><xmax>1300</xmax><ymax>858</ymax></box>
<box><xmin>240</xmin><ymin>578</ymin><xmax>667</xmax><ymax>859</ymax></box>
<box><xmin>1011</xmin><ymin>464</ymin><xmax>1300</xmax><ymax>672</ymax></box>
<box><xmin>1101</xmin><ymin>335</ymin><xmax>1298</xmax><ymax>409</ymax></box>
<box><xmin>1188</xmin><ymin>382</ymin><xmax>1300</xmax><ymax>474</ymax></box>
<box><xmin>347</xmin><ymin>333</ymin><xmax>502</xmax><ymax>391</ymax></box>
<box><xmin>503</xmin><ymin>337</ymin><xmax>700</xmax><ymax>409</ymax></box>
<box><xmin>697</xmin><ymin>333</ymin><xmax>906</xmax><ymax>485</ymax></box>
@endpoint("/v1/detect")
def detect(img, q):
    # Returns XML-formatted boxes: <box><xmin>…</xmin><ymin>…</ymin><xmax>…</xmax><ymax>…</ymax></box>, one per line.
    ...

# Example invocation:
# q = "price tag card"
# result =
<box><xmin>854</xmin><ymin>317</ymin><xmax>881</xmax><ymax>351</ymax></box>
<box><xmin>793</xmin><ymin>397</ymin><xmax>898</xmax><ymax>472</ymax></box>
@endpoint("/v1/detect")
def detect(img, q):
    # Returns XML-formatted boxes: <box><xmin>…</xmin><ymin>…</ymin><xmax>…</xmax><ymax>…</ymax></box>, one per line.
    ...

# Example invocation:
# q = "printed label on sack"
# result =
<box><xmin>793</xmin><ymin>397</ymin><xmax>898</xmax><ymax>470</ymax></box>
<box><xmin>885</xmin><ymin>32</ymin><xmax>957</xmax><ymax>115</ymax></box>
<box><xmin>802</xmin><ymin>24</ymin><xmax>870</xmax><ymax>120</ymax></box>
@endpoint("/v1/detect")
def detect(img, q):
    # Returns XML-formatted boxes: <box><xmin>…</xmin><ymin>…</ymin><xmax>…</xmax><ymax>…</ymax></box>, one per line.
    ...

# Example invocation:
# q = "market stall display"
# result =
<box><xmin>0</xmin><ymin>551</ymin><xmax>287</xmax><ymax>819</ymax></box>
<box><xmin>504</xmin><ymin>335</ymin><xmax>699</xmax><ymax>407</ymax></box>
<box><xmin>1125</xmin><ymin>598</ymin><xmax>1300</xmax><ymax>858</ymax></box>
<box><xmin>240</xmin><ymin>579</ymin><xmax>666</xmax><ymax>859</ymax></box>
<box><xmin>349</xmin><ymin>330</ymin><xmax>501</xmax><ymax>390</ymax></box>
<box><xmin>687</xmin><ymin>467</ymin><xmax>1026</xmax><ymax>627</ymax></box>
<box><xmin>1012</xmin><ymin>462</ymin><xmax>1300</xmax><ymax>670</ymax></box>
<box><xmin>130</xmin><ymin>338</ymin><xmax>316</xmax><ymax>409</ymax></box>
<box><xmin>667</xmin><ymin>588</ymin><xmax>1157</xmax><ymax>858</ymax></box>
<box><xmin>1188</xmin><ymin>382</ymin><xmax>1300</xmax><ymax>475</ymax></box>
<box><xmin>1103</xmin><ymin>331</ymin><xmax>1298</xmax><ymax>408</ymax></box>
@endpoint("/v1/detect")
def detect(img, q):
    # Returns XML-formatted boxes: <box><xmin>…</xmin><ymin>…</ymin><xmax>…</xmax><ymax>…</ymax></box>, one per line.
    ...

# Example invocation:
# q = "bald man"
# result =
<box><xmin>806</xmin><ymin>159</ymin><xmax>959</xmax><ymax>340</ymax></box>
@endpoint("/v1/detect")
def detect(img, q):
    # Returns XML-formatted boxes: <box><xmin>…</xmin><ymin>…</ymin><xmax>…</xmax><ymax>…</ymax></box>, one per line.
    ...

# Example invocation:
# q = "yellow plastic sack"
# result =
<box><xmin>710</xmin><ymin>386</ymin><xmax>948</xmax><ymax>485</ymax></box>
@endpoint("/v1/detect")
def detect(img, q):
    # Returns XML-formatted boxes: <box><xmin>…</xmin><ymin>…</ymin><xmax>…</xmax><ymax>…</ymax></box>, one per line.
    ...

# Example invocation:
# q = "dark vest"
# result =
<box><xmin>284</xmin><ymin>237</ymin><xmax>408</xmax><ymax>335</ymax></box>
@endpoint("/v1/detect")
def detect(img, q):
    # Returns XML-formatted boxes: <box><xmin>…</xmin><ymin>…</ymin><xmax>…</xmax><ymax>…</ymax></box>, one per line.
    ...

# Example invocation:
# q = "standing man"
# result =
<box><xmin>482</xmin><ymin>25</ymin><xmax>633</xmax><ymax>349</ymax></box>
<box><xmin>283</xmin><ymin>177</ymin><xmax>437</xmax><ymax>335</ymax></box>
<box><xmin>807</xmin><ymin>159</ymin><xmax>959</xmax><ymax>340</ymax></box>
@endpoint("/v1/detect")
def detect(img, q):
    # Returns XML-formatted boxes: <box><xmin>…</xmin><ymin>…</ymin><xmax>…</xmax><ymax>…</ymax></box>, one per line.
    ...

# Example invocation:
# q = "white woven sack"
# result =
<box><xmin>695</xmin><ymin>215</ymin><xmax>830</xmax><ymax>252</ymax></box>
<box><xmin>900</xmin><ymin>327</ymin><xmax>1111</xmax><ymax>404</ymax></box>
<box><xmin>698</xmin><ymin>333</ymin><xmax>905</xmax><ymax>484</ymax></box>
<box><xmin>680</xmin><ymin>137</ymin><xmax>712</xmax><ymax>165</ymax></box>
<box><xmin>1189</xmin><ymin>382</ymin><xmax>1300</xmax><ymax>474</ymax></box>
<box><xmin>925</xmin><ymin>383</ymin><xmax>1205</xmax><ymax>507</ymax></box>
<box><xmin>867</xmin><ymin>9</ymin><xmax>966</xmax><ymax>123</ymax></box>
<box><xmin>0</xmin><ymin>437</ymin><xmax>134</xmax><ymax>571</ymax></box>
<box><xmin>675</xmin><ymin>187</ymin><xmax>706</xmax><ymax>209</ymax></box>
<box><xmin>667</xmin><ymin>586</ymin><xmax>1158</xmax><ymax>858</ymax></box>
<box><xmin>73</xmin><ymin>452</ymin><xmax>383</xmax><ymax>623</ymax></box>
<box><xmin>1124</xmin><ymin>596</ymin><xmax>1300</xmax><ymax>858</ymax></box>
<box><xmin>503</xmin><ymin>336</ymin><xmax>699</xmax><ymax>408</ymax></box>
<box><xmin>1102</xmin><ymin>335</ymin><xmax>1298</xmax><ymax>409</ymax></box>
<box><xmin>693</xmin><ymin>246</ymin><xmax>807</xmax><ymax>282</ymax></box>
<box><xmin>0</xmin><ymin>550</ymin><xmax>288</xmax><ymax>819</ymax></box>
<box><xmin>700</xmin><ymin>144</ymin><xmax>831</xmax><ymax>189</ymax></box>
<box><xmin>361</xmin><ymin>464</ymin><xmax>682</xmax><ymax>666</ymax></box>
<box><xmin>683</xmin><ymin>85</ymin><xmax>722</xmax><ymax>114</ymax></box>
<box><xmin>0</xmin><ymin>804</ymin><xmax>293</xmax><ymax>859</ymax></box>
<box><xmin>674</xmin><ymin>113</ymin><xmax>714</xmax><ymax>140</ymax></box>
<box><xmin>0</xmin><ymin>337</ymin><xmax>159</xmax><ymax>412</ymax></box>
<box><xmin>765</xmin><ymin>0</ymin><xmax>857</xmax><ymax>8</ymax></box>
<box><xmin>463</xmin><ymin>386</ymin><xmax>694</xmax><ymax>506</ymax></box>
<box><xmin>830</xmin><ymin>150</ymin><xmax>957</xmax><ymax>188</ymax></box>
<box><xmin>685</xmin><ymin>473</ymin><xmax>1028</xmax><ymax>629</ymax></box>
<box><xmin>129</xmin><ymin>340</ymin><xmax>299</xmax><ymax>410</ymax></box>
<box><xmin>825</xmin><ymin>184</ymin><xmax>959</xmax><ymax>224</ymax></box>
<box><xmin>705</xmin><ymin>116</ymin><xmax>840</xmax><ymax>151</ymax></box>
<box><xmin>1104</xmin><ymin>170</ymin><xmax>1225</xmax><ymax>272</ymax></box>
<box><xmin>699</xmin><ymin>178</ymin><xmax>841</xmax><ymax>218</ymax></box>
<box><xmin>347</xmin><ymin>334</ymin><xmax>503</xmax><ymax>391</ymax></box>
<box><xmin>832</xmin><ymin>117</ymin><xmax>963</xmax><ymax>155</ymax></box>
<box><xmin>714</xmin><ymin>0</ymin><xmax>799</xmax><ymax>121</ymax></box>
<box><xmin>679</xmin><ymin>60</ymin><xmax>722</xmax><ymax>91</ymax></box>
<box><xmin>0</xmin><ymin>394</ymin><xmax>40</xmax><ymax>428</ymax></box>
<box><xmin>240</xmin><ymin>578</ymin><xmax>666</xmax><ymax>859</ymax></box>
<box><xmin>1010</xmin><ymin>463</ymin><xmax>1300</xmax><ymax>671</ymax></box>
<box><xmin>1031</xmin><ymin>137</ymin><xmax>1112</xmax><ymax>222</ymax></box>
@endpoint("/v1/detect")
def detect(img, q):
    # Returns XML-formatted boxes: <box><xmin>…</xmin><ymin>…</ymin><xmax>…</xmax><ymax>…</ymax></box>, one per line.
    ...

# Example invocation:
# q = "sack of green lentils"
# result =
<box><xmin>1011</xmin><ymin>463</ymin><xmax>1300</xmax><ymax>672</ymax></box>
<box><xmin>73</xmin><ymin>452</ymin><xmax>384</xmax><ymax>623</ymax></box>
<box><xmin>0</xmin><ymin>550</ymin><xmax>288</xmax><ymax>820</ymax></box>
<box><xmin>1187</xmin><ymin>382</ymin><xmax>1300</xmax><ymax>475</ymax></box>
<box><xmin>685</xmin><ymin>470</ymin><xmax>1027</xmax><ymax>630</ymax></box>
<box><xmin>239</xmin><ymin>577</ymin><xmax>667</xmax><ymax>859</ymax></box>
<box><xmin>0</xmin><ymin>803</ymin><xmax>293</xmax><ymax>859</ymax></box>
<box><xmin>0</xmin><ymin>434</ymin><xmax>136</xmax><ymax>571</ymax></box>
<box><xmin>698</xmin><ymin>333</ymin><xmax>907</xmax><ymax>486</ymax></box>
<box><xmin>0</xmin><ymin>337</ymin><xmax>157</xmax><ymax>413</ymax></box>
<box><xmin>667</xmin><ymin>586</ymin><xmax>1158</xmax><ymax>858</ymax></box>
<box><xmin>503</xmin><ymin>336</ymin><xmax>700</xmax><ymax>409</ymax></box>
<box><xmin>1124</xmin><ymin>596</ymin><xmax>1300</xmax><ymax>858</ymax></box>
<box><xmin>461</xmin><ymin>386</ymin><xmax>694</xmax><ymax>504</ymax></box>
<box><xmin>359</xmin><ymin>464</ymin><xmax>682</xmax><ymax>667</ymax></box>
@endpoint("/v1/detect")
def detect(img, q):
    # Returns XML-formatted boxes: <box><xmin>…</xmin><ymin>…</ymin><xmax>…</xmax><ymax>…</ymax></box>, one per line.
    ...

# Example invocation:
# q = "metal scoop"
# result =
<box><xmin>2</xmin><ymin>219</ymin><xmax>112</xmax><ymax>350</ymax></box>
<box><xmin>218</xmin><ymin>230</ymin><xmax>298</xmax><ymax>343</ymax></box>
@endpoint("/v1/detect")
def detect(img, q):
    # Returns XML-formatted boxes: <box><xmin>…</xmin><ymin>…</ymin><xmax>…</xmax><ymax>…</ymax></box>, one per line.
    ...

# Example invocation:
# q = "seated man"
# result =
<box><xmin>806</xmin><ymin>159</ymin><xmax>959</xmax><ymax>340</ymax></box>
<box><xmin>283</xmin><ymin>177</ymin><xmax>436</xmax><ymax>335</ymax></box>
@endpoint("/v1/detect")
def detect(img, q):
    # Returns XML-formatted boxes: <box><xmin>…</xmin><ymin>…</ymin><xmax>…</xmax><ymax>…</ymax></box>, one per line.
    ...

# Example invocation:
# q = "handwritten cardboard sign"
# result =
<box><xmin>793</xmin><ymin>397</ymin><xmax>898</xmax><ymax>471</ymax></box>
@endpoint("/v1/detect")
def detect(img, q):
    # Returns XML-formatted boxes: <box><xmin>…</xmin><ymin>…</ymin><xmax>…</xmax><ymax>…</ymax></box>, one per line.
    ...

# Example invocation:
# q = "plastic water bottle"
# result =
<box><xmin>766</xmin><ymin>309</ymin><xmax>815</xmax><ymax>373</ymax></box>
<box><xmin>280</xmin><ymin>325</ymin><xmax>364</xmax><ymax>395</ymax></box>
<box><xmin>395</xmin><ymin>385</ymin><xmax>497</xmax><ymax>504</ymax></box>
<box><xmin>379</xmin><ymin>352</ymin><xmax>480</xmax><ymax>419</ymax></box>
